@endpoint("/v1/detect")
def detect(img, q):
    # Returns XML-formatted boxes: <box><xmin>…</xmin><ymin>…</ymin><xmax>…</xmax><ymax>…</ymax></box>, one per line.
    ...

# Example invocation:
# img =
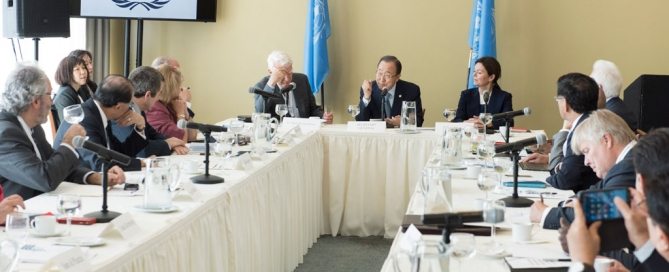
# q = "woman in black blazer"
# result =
<box><xmin>52</xmin><ymin>56</ymin><xmax>93</xmax><ymax>125</ymax></box>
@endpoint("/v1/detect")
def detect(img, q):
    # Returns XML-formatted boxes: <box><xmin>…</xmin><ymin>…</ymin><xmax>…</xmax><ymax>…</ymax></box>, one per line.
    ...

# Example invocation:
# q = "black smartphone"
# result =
<box><xmin>124</xmin><ymin>183</ymin><xmax>139</xmax><ymax>191</ymax></box>
<box><xmin>578</xmin><ymin>188</ymin><xmax>629</xmax><ymax>223</ymax></box>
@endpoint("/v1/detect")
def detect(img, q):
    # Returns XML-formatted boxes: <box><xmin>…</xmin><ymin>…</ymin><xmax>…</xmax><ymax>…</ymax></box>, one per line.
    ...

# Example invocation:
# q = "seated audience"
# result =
<box><xmin>146</xmin><ymin>64</ymin><xmax>197</xmax><ymax>142</ymax></box>
<box><xmin>52</xmin><ymin>55</ymin><xmax>92</xmax><ymax>124</ymax></box>
<box><xmin>69</xmin><ymin>49</ymin><xmax>98</xmax><ymax>94</ymax></box>
<box><xmin>590</xmin><ymin>59</ymin><xmax>638</xmax><ymax>131</ymax></box>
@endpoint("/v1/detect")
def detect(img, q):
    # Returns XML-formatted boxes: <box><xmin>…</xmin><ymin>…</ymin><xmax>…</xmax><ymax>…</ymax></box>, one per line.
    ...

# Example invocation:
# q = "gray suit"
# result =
<box><xmin>0</xmin><ymin>112</ymin><xmax>89</xmax><ymax>199</ymax></box>
<box><xmin>253</xmin><ymin>73</ymin><xmax>323</xmax><ymax>119</ymax></box>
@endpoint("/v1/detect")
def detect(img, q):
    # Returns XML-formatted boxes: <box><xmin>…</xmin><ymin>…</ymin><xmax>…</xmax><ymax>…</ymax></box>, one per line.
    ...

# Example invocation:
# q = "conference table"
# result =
<box><xmin>11</xmin><ymin>124</ymin><xmax>438</xmax><ymax>271</ymax></box>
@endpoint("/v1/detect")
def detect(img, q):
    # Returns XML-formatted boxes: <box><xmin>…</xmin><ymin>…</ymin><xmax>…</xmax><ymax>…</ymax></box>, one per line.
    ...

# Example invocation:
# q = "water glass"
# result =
<box><xmin>63</xmin><ymin>104</ymin><xmax>84</xmax><ymax>124</ymax></box>
<box><xmin>57</xmin><ymin>194</ymin><xmax>82</xmax><ymax>236</ymax></box>
<box><xmin>5</xmin><ymin>212</ymin><xmax>29</xmax><ymax>244</ymax></box>
<box><xmin>477</xmin><ymin>139</ymin><xmax>496</xmax><ymax>166</ymax></box>
<box><xmin>214</xmin><ymin>133</ymin><xmax>235</xmax><ymax>158</ymax></box>
<box><xmin>347</xmin><ymin>104</ymin><xmax>360</xmax><ymax>120</ymax></box>
<box><xmin>275</xmin><ymin>104</ymin><xmax>288</xmax><ymax>124</ymax></box>
<box><xmin>400</xmin><ymin>101</ymin><xmax>417</xmax><ymax>132</ymax></box>
<box><xmin>479</xmin><ymin>112</ymin><xmax>492</xmax><ymax>128</ymax></box>
<box><xmin>449</xmin><ymin>233</ymin><xmax>476</xmax><ymax>271</ymax></box>
<box><xmin>482</xmin><ymin>200</ymin><xmax>506</xmax><ymax>255</ymax></box>
<box><xmin>442</xmin><ymin>108</ymin><xmax>456</xmax><ymax>122</ymax></box>
<box><xmin>477</xmin><ymin>170</ymin><xmax>499</xmax><ymax>201</ymax></box>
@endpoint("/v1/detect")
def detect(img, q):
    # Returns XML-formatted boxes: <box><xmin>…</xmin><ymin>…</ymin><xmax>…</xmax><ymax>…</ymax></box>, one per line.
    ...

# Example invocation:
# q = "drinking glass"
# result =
<box><xmin>442</xmin><ymin>108</ymin><xmax>456</xmax><ymax>122</ymax></box>
<box><xmin>347</xmin><ymin>104</ymin><xmax>360</xmax><ymax>120</ymax></box>
<box><xmin>63</xmin><ymin>104</ymin><xmax>84</xmax><ymax>124</ymax></box>
<box><xmin>275</xmin><ymin>104</ymin><xmax>288</xmax><ymax>124</ymax></box>
<box><xmin>477</xmin><ymin>170</ymin><xmax>499</xmax><ymax>201</ymax></box>
<box><xmin>228</xmin><ymin>119</ymin><xmax>244</xmax><ymax>148</ymax></box>
<box><xmin>479</xmin><ymin>112</ymin><xmax>492</xmax><ymax>128</ymax></box>
<box><xmin>477</xmin><ymin>139</ymin><xmax>496</xmax><ymax>167</ymax></box>
<box><xmin>57</xmin><ymin>194</ymin><xmax>82</xmax><ymax>236</ymax></box>
<box><xmin>448</xmin><ymin>232</ymin><xmax>476</xmax><ymax>271</ymax></box>
<box><xmin>482</xmin><ymin>200</ymin><xmax>506</xmax><ymax>255</ymax></box>
<box><xmin>5</xmin><ymin>212</ymin><xmax>29</xmax><ymax>244</ymax></box>
<box><xmin>214</xmin><ymin>133</ymin><xmax>235</xmax><ymax>158</ymax></box>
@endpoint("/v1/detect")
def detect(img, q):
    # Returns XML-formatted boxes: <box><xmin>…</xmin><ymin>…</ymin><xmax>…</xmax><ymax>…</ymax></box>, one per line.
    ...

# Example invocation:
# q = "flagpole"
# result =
<box><xmin>320</xmin><ymin>84</ymin><xmax>325</xmax><ymax>109</ymax></box>
<box><xmin>466</xmin><ymin>49</ymin><xmax>473</xmax><ymax>89</ymax></box>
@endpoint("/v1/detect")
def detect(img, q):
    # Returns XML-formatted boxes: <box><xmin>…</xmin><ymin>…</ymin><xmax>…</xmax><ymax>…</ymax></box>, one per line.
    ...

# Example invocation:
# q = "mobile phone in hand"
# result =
<box><xmin>578</xmin><ymin>188</ymin><xmax>629</xmax><ymax>223</ymax></box>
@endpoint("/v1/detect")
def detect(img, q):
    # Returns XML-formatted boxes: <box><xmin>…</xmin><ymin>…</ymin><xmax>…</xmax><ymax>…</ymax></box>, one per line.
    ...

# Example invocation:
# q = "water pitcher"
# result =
<box><xmin>144</xmin><ymin>157</ymin><xmax>181</xmax><ymax>209</ymax></box>
<box><xmin>252</xmin><ymin>113</ymin><xmax>278</xmax><ymax>154</ymax></box>
<box><xmin>441</xmin><ymin>127</ymin><xmax>463</xmax><ymax>166</ymax></box>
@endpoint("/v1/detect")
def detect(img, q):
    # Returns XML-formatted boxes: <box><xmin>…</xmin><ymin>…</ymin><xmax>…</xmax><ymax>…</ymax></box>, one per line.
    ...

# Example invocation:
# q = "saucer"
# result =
<box><xmin>30</xmin><ymin>229</ymin><xmax>65</xmax><ymax>238</ymax></box>
<box><xmin>133</xmin><ymin>204</ymin><xmax>179</xmax><ymax>213</ymax></box>
<box><xmin>53</xmin><ymin>237</ymin><xmax>106</xmax><ymax>247</ymax></box>
<box><xmin>514</xmin><ymin>239</ymin><xmax>548</xmax><ymax>245</ymax></box>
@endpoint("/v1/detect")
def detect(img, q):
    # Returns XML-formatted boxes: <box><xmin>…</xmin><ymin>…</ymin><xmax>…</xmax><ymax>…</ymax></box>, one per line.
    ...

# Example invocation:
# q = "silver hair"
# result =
<box><xmin>267</xmin><ymin>50</ymin><xmax>293</xmax><ymax>69</ymax></box>
<box><xmin>590</xmin><ymin>59</ymin><xmax>623</xmax><ymax>99</ymax></box>
<box><xmin>151</xmin><ymin>56</ymin><xmax>171</xmax><ymax>68</ymax></box>
<box><xmin>1</xmin><ymin>64</ymin><xmax>49</xmax><ymax>114</ymax></box>
<box><xmin>571</xmin><ymin>109</ymin><xmax>636</xmax><ymax>155</ymax></box>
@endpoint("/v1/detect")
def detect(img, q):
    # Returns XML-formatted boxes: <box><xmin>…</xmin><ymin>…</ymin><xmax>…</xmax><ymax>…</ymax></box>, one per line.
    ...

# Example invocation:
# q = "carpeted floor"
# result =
<box><xmin>294</xmin><ymin>235</ymin><xmax>393</xmax><ymax>272</ymax></box>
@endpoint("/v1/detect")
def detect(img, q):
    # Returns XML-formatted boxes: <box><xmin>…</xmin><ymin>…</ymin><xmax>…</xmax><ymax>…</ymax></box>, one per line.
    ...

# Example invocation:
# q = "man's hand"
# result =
<box><xmin>117</xmin><ymin>110</ymin><xmax>145</xmax><ymax>131</ymax></box>
<box><xmin>558</xmin><ymin>217</ymin><xmax>570</xmax><ymax>253</ymax></box>
<box><xmin>62</xmin><ymin>124</ymin><xmax>86</xmax><ymax>146</ymax></box>
<box><xmin>566</xmin><ymin>199</ymin><xmax>601</xmax><ymax>266</ymax></box>
<box><xmin>268</xmin><ymin>68</ymin><xmax>289</xmax><ymax>88</ymax></box>
<box><xmin>614</xmin><ymin>188</ymin><xmax>649</xmax><ymax>248</ymax></box>
<box><xmin>530</xmin><ymin>200</ymin><xmax>549</xmax><ymax>223</ymax></box>
<box><xmin>172</xmin><ymin>145</ymin><xmax>189</xmax><ymax>155</ymax></box>
<box><xmin>465</xmin><ymin>116</ymin><xmax>484</xmax><ymax>128</ymax></box>
<box><xmin>107</xmin><ymin>165</ymin><xmax>126</xmax><ymax>186</ymax></box>
<box><xmin>0</xmin><ymin>195</ymin><xmax>25</xmax><ymax>224</ymax></box>
<box><xmin>608</xmin><ymin>259</ymin><xmax>631</xmax><ymax>272</ymax></box>
<box><xmin>385</xmin><ymin>115</ymin><xmax>401</xmax><ymax>127</ymax></box>
<box><xmin>323</xmin><ymin>112</ymin><xmax>334</xmax><ymax>124</ymax></box>
<box><xmin>361</xmin><ymin>80</ymin><xmax>372</xmax><ymax>100</ymax></box>
<box><xmin>520</xmin><ymin>153</ymin><xmax>549</xmax><ymax>164</ymax></box>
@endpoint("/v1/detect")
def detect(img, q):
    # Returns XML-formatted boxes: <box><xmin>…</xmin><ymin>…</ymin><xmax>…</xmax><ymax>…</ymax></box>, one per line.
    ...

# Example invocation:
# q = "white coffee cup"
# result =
<box><xmin>511</xmin><ymin>222</ymin><xmax>536</xmax><ymax>242</ymax></box>
<box><xmin>594</xmin><ymin>258</ymin><xmax>613</xmax><ymax>272</ymax></box>
<box><xmin>30</xmin><ymin>215</ymin><xmax>57</xmax><ymax>235</ymax></box>
<box><xmin>465</xmin><ymin>165</ymin><xmax>482</xmax><ymax>179</ymax></box>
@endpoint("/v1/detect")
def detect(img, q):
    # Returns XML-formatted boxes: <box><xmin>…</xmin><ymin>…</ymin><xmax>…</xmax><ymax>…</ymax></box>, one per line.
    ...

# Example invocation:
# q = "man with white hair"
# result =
<box><xmin>590</xmin><ymin>59</ymin><xmax>637</xmax><ymax>131</ymax></box>
<box><xmin>253</xmin><ymin>50</ymin><xmax>333</xmax><ymax>123</ymax></box>
<box><xmin>0</xmin><ymin>64</ymin><xmax>125</xmax><ymax>199</ymax></box>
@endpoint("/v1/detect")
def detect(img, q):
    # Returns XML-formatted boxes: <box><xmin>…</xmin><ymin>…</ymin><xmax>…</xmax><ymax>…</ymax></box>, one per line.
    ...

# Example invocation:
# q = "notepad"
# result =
<box><xmin>504</xmin><ymin>256</ymin><xmax>570</xmax><ymax>272</ymax></box>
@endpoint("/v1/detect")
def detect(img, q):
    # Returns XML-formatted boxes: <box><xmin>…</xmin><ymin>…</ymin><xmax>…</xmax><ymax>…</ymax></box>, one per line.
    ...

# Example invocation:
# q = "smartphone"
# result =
<box><xmin>57</xmin><ymin>217</ymin><xmax>96</xmax><ymax>225</ymax></box>
<box><xmin>578</xmin><ymin>188</ymin><xmax>629</xmax><ymax>223</ymax></box>
<box><xmin>124</xmin><ymin>183</ymin><xmax>139</xmax><ymax>191</ymax></box>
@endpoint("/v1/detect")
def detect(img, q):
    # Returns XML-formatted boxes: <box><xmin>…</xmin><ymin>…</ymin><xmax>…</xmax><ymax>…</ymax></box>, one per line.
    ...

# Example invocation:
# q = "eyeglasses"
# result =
<box><xmin>376</xmin><ymin>71</ymin><xmax>396</xmax><ymax>80</ymax></box>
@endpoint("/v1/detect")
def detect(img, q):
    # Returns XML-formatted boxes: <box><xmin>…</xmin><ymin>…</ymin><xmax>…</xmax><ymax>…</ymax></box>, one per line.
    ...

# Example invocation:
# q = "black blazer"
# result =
<box><xmin>606</xmin><ymin>97</ymin><xmax>638</xmax><ymax>131</ymax></box>
<box><xmin>355</xmin><ymin>79</ymin><xmax>424</xmax><ymax>127</ymax></box>
<box><xmin>453</xmin><ymin>85</ymin><xmax>513</xmax><ymax>129</ymax></box>
<box><xmin>53</xmin><ymin>84</ymin><xmax>93</xmax><ymax>124</ymax></box>
<box><xmin>253</xmin><ymin>73</ymin><xmax>323</xmax><ymax>119</ymax></box>
<box><xmin>546</xmin><ymin>112</ymin><xmax>600</xmax><ymax>192</ymax></box>
<box><xmin>542</xmin><ymin>149</ymin><xmax>636</xmax><ymax>229</ymax></box>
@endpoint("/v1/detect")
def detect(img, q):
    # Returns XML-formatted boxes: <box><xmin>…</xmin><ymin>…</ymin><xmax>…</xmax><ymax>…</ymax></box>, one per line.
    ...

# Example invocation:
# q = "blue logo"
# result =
<box><xmin>112</xmin><ymin>0</ymin><xmax>171</xmax><ymax>11</ymax></box>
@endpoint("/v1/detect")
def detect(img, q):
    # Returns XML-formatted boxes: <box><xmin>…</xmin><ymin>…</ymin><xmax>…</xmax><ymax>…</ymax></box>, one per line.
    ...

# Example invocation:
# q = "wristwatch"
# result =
<box><xmin>568</xmin><ymin>262</ymin><xmax>595</xmax><ymax>272</ymax></box>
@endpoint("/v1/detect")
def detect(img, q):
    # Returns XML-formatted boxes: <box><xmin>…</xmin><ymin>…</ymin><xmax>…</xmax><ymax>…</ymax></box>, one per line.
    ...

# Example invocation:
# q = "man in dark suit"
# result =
<box><xmin>253</xmin><ymin>51</ymin><xmax>333</xmax><ymax>123</ymax></box>
<box><xmin>355</xmin><ymin>55</ymin><xmax>424</xmax><ymax>127</ymax></box>
<box><xmin>113</xmin><ymin>66</ymin><xmax>188</xmax><ymax>157</ymax></box>
<box><xmin>545</xmin><ymin>73</ymin><xmax>600</xmax><ymax>193</ymax></box>
<box><xmin>566</xmin><ymin>128</ymin><xmax>669</xmax><ymax>272</ymax></box>
<box><xmin>530</xmin><ymin>110</ymin><xmax>637</xmax><ymax>229</ymax></box>
<box><xmin>54</xmin><ymin>75</ymin><xmax>148</xmax><ymax>171</ymax></box>
<box><xmin>0</xmin><ymin>65</ymin><xmax>125</xmax><ymax>199</ymax></box>
<box><xmin>590</xmin><ymin>59</ymin><xmax>638</xmax><ymax>131</ymax></box>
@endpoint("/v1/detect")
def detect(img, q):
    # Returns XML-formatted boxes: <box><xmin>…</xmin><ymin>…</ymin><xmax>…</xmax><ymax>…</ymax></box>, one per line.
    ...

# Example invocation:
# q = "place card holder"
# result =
<box><xmin>98</xmin><ymin>213</ymin><xmax>140</xmax><ymax>239</ymax></box>
<box><xmin>347</xmin><ymin>121</ymin><xmax>386</xmax><ymax>132</ymax></box>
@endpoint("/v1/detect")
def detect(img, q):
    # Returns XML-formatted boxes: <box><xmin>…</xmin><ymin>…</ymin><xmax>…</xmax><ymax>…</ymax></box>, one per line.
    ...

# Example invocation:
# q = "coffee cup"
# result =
<box><xmin>594</xmin><ymin>258</ymin><xmax>613</xmax><ymax>272</ymax></box>
<box><xmin>30</xmin><ymin>215</ymin><xmax>57</xmax><ymax>235</ymax></box>
<box><xmin>512</xmin><ymin>222</ymin><xmax>537</xmax><ymax>242</ymax></box>
<box><xmin>465</xmin><ymin>165</ymin><xmax>482</xmax><ymax>179</ymax></box>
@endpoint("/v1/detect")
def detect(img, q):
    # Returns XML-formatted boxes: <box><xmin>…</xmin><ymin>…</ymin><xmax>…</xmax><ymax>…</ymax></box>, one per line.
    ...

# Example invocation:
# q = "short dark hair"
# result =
<box><xmin>93</xmin><ymin>75</ymin><xmax>134</xmax><ymax>107</ymax></box>
<box><xmin>128</xmin><ymin>66</ymin><xmax>163</xmax><ymax>98</ymax></box>
<box><xmin>556</xmin><ymin>73</ymin><xmax>599</xmax><ymax>114</ymax></box>
<box><xmin>69</xmin><ymin>49</ymin><xmax>92</xmax><ymax>61</ymax></box>
<box><xmin>634</xmin><ymin>128</ymin><xmax>669</xmax><ymax>235</ymax></box>
<box><xmin>377</xmin><ymin>55</ymin><xmax>402</xmax><ymax>75</ymax></box>
<box><xmin>476</xmin><ymin>56</ymin><xmax>502</xmax><ymax>85</ymax></box>
<box><xmin>54</xmin><ymin>56</ymin><xmax>86</xmax><ymax>86</ymax></box>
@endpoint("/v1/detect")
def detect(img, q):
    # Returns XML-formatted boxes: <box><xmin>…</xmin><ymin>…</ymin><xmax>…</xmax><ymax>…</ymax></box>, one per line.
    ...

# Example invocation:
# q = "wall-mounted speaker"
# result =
<box><xmin>624</xmin><ymin>75</ymin><xmax>669</xmax><ymax>132</ymax></box>
<box><xmin>3</xmin><ymin>0</ymin><xmax>70</xmax><ymax>38</ymax></box>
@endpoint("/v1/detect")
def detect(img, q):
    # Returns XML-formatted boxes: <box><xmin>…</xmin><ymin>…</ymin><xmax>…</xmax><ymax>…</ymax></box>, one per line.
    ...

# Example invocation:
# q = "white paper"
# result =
<box><xmin>347</xmin><ymin>121</ymin><xmax>386</xmax><ymax>132</ymax></box>
<box><xmin>18</xmin><ymin>244</ymin><xmax>72</xmax><ymax>264</ymax></box>
<box><xmin>99</xmin><ymin>213</ymin><xmax>140</xmax><ymax>239</ymax></box>
<box><xmin>282</xmin><ymin>117</ymin><xmax>322</xmax><ymax>133</ymax></box>
<box><xmin>399</xmin><ymin>224</ymin><xmax>422</xmax><ymax>252</ymax></box>
<box><xmin>504</xmin><ymin>256</ymin><xmax>570</xmax><ymax>269</ymax></box>
<box><xmin>50</xmin><ymin>247</ymin><xmax>91</xmax><ymax>272</ymax></box>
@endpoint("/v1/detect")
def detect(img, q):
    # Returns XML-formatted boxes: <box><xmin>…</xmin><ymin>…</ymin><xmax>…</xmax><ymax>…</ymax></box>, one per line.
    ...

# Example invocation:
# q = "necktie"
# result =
<box><xmin>105</xmin><ymin>121</ymin><xmax>112</xmax><ymax>149</ymax></box>
<box><xmin>383</xmin><ymin>94</ymin><xmax>392</xmax><ymax>119</ymax></box>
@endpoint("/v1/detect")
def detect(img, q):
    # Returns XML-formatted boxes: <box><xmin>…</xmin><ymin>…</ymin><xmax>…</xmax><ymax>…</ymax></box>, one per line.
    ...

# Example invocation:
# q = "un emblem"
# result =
<box><xmin>112</xmin><ymin>0</ymin><xmax>171</xmax><ymax>11</ymax></box>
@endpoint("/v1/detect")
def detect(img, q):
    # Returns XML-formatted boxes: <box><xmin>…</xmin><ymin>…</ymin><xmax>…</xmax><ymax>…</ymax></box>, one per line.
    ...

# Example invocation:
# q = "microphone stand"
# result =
<box><xmin>504</xmin><ymin>118</ymin><xmax>512</xmax><ymax>143</ymax></box>
<box><xmin>85</xmin><ymin>158</ymin><xmax>121</xmax><ymax>223</ymax></box>
<box><xmin>498</xmin><ymin>150</ymin><xmax>534</xmax><ymax>207</ymax></box>
<box><xmin>191</xmin><ymin>129</ymin><xmax>225</xmax><ymax>184</ymax></box>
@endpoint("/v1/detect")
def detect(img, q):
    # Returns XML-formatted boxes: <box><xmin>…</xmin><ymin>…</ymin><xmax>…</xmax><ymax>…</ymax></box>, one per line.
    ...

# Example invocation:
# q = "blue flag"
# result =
<box><xmin>304</xmin><ymin>0</ymin><xmax>331</xmax><ymax>94</ymax></box>
<box><xmin>467</xmin><ymin>0</ymin><xmax>496</xmax><ymax>89</ymax></box>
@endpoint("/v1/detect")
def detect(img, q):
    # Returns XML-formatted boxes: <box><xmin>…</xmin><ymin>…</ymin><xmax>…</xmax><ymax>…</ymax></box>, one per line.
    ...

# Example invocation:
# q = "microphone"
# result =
<box><xmin>72</xmin><ymin>136</ymin><xmax>131</xmax><ymax>166</ymax></box>
<box><xmin>495</xmin><ymin>133</ymin><xmax>547</xmax><ymax>154</ymax></box>
<box><xmin>492</xmin><ymin>107</ymin><xmax>531</xmax><ymax>121</ymax></box>
<box><xmin>177</xmin><ymin>119</ymin><xmax>227</xmax><ymax>133</ymax></box>
<box><xmin>280</xmin><ymin>82</ymin><xmax>297</xmax><ymax>94</ymax></box>
<box><xmin>248</xmin><ymin>86</ymin><xmax>282</xmax><ymax>99</ymax></box>
<box><xmin>422</xmin><ymin>211</ymin><xmax>484</xmax><ymax>227</ymax></box>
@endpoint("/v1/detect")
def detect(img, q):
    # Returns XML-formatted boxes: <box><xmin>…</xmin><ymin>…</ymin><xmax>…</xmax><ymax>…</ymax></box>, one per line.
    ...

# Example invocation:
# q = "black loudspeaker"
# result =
<box><xmin>623</xmin><ymin>75</ymin><xmax>669</xmax><ymax>132</ymax></box>
<box><xmin>2</xmin><ymin>0</ymin><xmax>70</xmax><ymax>38</ymax></box>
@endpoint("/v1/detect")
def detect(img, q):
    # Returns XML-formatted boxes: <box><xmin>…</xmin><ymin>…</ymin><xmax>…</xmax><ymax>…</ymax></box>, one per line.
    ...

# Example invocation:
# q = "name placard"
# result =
<box><xmin>347</xmin><ymin>121</ymin><xmax>386</xmax><ymax>132</ymax></box>
<box><xmin>179</xmin><ymin>181</ymin><xmax>203</xmax><ymax>200</ymax></box>
<box><xmin>282</xmin><ymin>117</ymin><xmax>322</xmax><ymax>133</ymax></box>
<box><xmin>50</xmin><ymin>247</ymin><xmax>90</xmax><ymax>272</ymax></box>
<box><xmin>434</xmin><ymin>122</ymin><xmax>475</xmax><ymax>137</ymax></box>
<box><xmin>99</xmin><ymin>213</ymin><xmax>140</xmax><ymax>239</ymax></box>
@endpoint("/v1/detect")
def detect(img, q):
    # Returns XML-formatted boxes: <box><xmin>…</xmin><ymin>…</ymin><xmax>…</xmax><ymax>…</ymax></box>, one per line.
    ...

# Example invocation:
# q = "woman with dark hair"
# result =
<box><xmin>69</xmin><ymin>49</ymin><xmax>97</xmax><ymax>93</ymax></box>
<box><xmin>453</xmin><ymin>56</ymin><xmax>514</xmax><ymax>129</ymax></box>
<box><xmin>53</xmin><ymin>55</ymin><xmax>92</xmax><ymax>124</ymax></box>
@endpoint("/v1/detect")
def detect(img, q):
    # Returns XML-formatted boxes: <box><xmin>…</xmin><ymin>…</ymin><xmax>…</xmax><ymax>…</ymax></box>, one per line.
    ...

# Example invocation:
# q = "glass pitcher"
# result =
<box><xmin>252</xmin><ymin>113</ymin><xmax>279</xmax><ymax>154</ymax></box>
<box><xmin>441</xmin><ymin>127</ymin><xmax>463</xmax><ymax>167</ymax></box>
<box><xmin>423</xmin><ymin>167</ymin><xmax>453</xmax><ymax>214</ymax></box>
<box><xmin>144</xmin><ymin>157</ymin><xmax>181</xmax><ymax>209</ymax></box>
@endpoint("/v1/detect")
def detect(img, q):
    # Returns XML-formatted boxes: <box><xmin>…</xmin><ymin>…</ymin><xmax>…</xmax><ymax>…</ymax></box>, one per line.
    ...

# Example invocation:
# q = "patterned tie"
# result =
<box><xmin>383</xmin><ymin>94</ymin><xmax>392</xmax><ymax>119</ymax></box>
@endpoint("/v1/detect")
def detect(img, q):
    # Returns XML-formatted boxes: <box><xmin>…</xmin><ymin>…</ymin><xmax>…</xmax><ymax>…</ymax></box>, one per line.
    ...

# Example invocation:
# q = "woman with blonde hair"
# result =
<box><xmin>146</xmin><ymin>64</ymin><xmax>197</xmax><ymax>142</ymax></box>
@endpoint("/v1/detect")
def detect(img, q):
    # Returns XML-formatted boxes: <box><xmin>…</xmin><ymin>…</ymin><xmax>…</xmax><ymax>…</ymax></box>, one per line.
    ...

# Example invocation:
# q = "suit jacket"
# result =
<box><xmin>548</xmin><ymin>130</ymin><xmax>568</xmax><ymax>170</ymax></box>
<box><xmin>111</xmin><ymin>111</ymin><xmax>170</xmax><ymax>158</ymax></box>
<box><xmin>53</xmin><ymin>84</ymin><xmax>92</xmax><ymax>124</ymax></box>
<box><xmin>453</xmin><ymin>86</ymin><xmax>513</xmax><ymax>129</ymax></box>
<box><xmin>546</xmin><ymin>112</ymin><xmax>599</xmax><ymax>192</ymax></box>
<box><xmin>542</xmin><ymin>149</ymin><xmax>636</xmax><ymax>229</ymax></box>
<box><xmin>253</xmin><ymin>73</ymin><xmax>323</xmax><ymax>119</ymax></box>
<box><xmin>54</xmin><ymin>99</ymin><xmax>147</xmax><ymax>171</ymax></box>
<box><xmin>0</xmin><ymin>112</ymin><xmax>89</xmax><ymax>199</ymax></box>
<box><xmin>606</xmin><ymin>97</ymin><xmax>638</xmax><ymax>131</ymax></box>
<box><xmin>638</xmin><ymin>250</ymin><xmax>669</xmax><ymax>272</ymax></box>
<box><xmin>355</xmin><ymin>79</ymin><xmax>424</xmax><ymax>127</ymax></box>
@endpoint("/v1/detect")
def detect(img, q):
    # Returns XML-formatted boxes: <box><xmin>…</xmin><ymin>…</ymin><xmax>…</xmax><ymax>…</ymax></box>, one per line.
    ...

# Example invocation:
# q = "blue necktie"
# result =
<box><xmin>383</xmin><ymin>94</ymin><xmax>391</xmax><ymax>119</ymax></box>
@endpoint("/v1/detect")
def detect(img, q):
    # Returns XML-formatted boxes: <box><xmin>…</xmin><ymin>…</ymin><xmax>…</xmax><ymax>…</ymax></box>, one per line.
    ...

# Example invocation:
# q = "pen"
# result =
<box><xmin>540</xmin><ymin>193</ymin><xmax>544</xmax><ymax>203</ymax></box>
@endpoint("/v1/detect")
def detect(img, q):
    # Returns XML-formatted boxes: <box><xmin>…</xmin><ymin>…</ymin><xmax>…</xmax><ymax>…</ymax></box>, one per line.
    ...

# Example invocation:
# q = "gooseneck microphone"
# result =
<box><xmin>281</xmin><ymin>82</ymin><xmax>297</xmax><ymax>94</ymax></box>
<box><xmin>249</xmin><ymin>86</ymin><xmax>282</xmax><ymax>99</ymax></box>
<box><xmin>73</xmin><ymin>136</ymin><xmax>131</xmax><ymax>166</ymax></box>
<box><xmin>177</xmin><ymin>119</ymin><xmax>227</xmax><ymax>133</ymax></box>
<box><xmin>495</xmin><ymin>133</ymin><xmax>547</xmax><ymax>154</ymax></box>
<box><xmin>492</xmin><ymin>107</ymin><xmax>531</xmax><ymax>121</ymax></box>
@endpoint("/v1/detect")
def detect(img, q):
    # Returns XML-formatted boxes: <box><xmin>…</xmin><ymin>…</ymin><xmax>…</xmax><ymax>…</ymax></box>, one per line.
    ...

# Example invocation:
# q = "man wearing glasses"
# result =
<box><xmin>356</xmin><ymin>55</ymin><xmax>424</xmax><ymax>127</ymax></box>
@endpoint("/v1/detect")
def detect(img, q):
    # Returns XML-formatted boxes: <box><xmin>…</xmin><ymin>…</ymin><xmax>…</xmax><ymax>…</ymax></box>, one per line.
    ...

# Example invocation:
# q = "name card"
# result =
<box><xmin>99</xmin><ymin>213</ymin><xmax>140</xmax><ymax>239</ymax></box>
<box><xmin>50</xmin><ymin>247</ymin><xmax>90</xmax><ymax>272</ymax></box>
<box><xmin>347</xmin><ymin>121</ymin><xmax>386</xmax><ymax>132</ymax></box>
<box><xmin>434</xmin><ymin>122</ymin><xmax>474</xmax><ymax>137</ymax></box>
<box><xmin>282</xmin><ymin>117</ymin><xmax>322</xmax><ymax>133</ymax></box>
<box><xmin>237</xmin><ymin>152</ymin><xmax>253</xmax><ymax>170</ymax></box>
<box><xmin>399</xmin><ymin>224</ymin><xmax>422</xmax><ymax>252</ymax></box>
<box><xmin>178</xmin><ymin>181</ymin><xmax>203</xmax><ymax>200</ymax></box>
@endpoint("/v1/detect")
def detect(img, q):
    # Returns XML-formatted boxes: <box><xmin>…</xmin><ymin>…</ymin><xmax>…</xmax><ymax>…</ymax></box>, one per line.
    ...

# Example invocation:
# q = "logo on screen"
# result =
<box><xmin>112</xmin><ymin>0</ymin><xmax>171</xmax><ymax>11</ymax></box>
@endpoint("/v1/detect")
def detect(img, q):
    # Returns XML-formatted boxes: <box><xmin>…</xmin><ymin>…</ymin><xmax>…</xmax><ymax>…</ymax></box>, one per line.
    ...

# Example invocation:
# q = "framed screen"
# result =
<box><xmin>69</xmin><ymin>0</ymin><xmax>216</xmax><ymax>22</ymax></box>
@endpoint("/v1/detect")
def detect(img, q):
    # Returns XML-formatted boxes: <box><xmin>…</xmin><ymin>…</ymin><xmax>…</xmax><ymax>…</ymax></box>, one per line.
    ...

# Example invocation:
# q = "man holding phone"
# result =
<box><xmin>566</xmin><ymin>128</ymin><xmax>669</xmax><ymax>271</ymax></box>
<box><xmin>530</xmin><ymin>110</ymin><xmax>637</xmax><ymax>229</ymax></box>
